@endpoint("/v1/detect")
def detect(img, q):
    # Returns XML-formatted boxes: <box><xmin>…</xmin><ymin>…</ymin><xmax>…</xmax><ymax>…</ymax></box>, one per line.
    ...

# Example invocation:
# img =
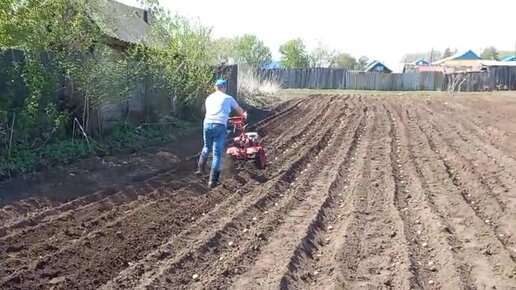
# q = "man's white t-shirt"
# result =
<box><xmin>204</xmin><ymin>90</ymin><xmax>239</xmax><ymax>126</ymax></box>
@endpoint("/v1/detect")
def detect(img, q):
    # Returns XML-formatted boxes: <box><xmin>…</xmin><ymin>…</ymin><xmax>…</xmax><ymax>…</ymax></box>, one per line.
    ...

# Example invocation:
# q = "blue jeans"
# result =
<box><xmin>200</xmin><ymin>123</ymin><xmax>227</xmax><ymax>171</ymax></box>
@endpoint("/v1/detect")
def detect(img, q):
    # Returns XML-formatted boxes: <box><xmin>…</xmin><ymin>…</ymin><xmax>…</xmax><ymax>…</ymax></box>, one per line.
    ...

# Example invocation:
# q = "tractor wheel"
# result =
<box><xmin>254</xmin><ymin>149</ymin><xmax>266</xmax><ymax>170</ymax></box>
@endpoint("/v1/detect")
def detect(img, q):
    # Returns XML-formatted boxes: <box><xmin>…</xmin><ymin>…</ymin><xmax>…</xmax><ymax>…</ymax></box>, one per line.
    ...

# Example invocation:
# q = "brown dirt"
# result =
<box><xmin>1</xmin><ymin>93</ymin><xmax>516</xmax><ymax>290</ymax></box>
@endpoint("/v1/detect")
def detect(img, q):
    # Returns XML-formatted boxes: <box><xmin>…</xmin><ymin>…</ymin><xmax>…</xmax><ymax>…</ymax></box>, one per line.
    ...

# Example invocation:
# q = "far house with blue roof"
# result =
<box><xmin>503</xmin><ymin>55</ymin><xmax>516</xmax><ymax>62</ymax></box>
<box><xmin>364</xmin><ymin>60</ymin><xmax>392</xmax><ymax>73</ymax></box>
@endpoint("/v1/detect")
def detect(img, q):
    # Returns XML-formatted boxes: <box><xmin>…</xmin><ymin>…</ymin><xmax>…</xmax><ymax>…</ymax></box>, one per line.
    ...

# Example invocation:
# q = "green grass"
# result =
<box><xmin>0</xmin><ymin>121</ymin><xmax>195</xmax><ymax>179</ymax></box>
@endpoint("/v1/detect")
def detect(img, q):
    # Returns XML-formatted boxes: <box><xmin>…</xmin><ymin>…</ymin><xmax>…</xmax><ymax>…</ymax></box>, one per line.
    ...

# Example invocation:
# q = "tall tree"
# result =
<box><xmin>211</xmin><ymin>37</ymin><xmax>236</xmax><ymax>65</ymax></box>
<box><xmin>233</xmin><ymin>34</ymin><xmax>271</xmax><ymax>67</ymax></box>
<box><xmin>481</xmin><ymin>46</ymin><xmax>500</xmax><ymax>60</ymax></box>
<box><xmin>279</xmin><ymin>38</ymin><xmax>310</xmax><ymax>68</ymax></box>
<box><xmin>441</xmin><ymin>48</ymin><xmax>453</xmax><ymax>59</ymax></box>
<box><xmin>309</xmin><ymin>40</ymin><xmax>337</xmax><ymax>68</ymax></box>
<box><xmin>357</xmin><ymin>56</ymin><xmax>369</xmax><ymax>70</ymax></box>
<box><xmin>333</xmin><ymin>52</ymin><xmax>358</xmax><ymax>69</ymax></box>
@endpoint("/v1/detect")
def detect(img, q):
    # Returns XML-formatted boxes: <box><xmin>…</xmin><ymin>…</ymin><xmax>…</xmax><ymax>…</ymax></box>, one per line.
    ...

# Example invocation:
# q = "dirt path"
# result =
<box><xmin>1</xmin><ymin>93</ymin><xmax>516</xmax><ymax>290</ymax></box>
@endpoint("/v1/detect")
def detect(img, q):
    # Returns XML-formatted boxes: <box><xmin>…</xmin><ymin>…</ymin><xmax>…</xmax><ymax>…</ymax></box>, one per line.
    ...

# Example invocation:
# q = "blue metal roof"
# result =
<box><xmin>453</xmin><ymin>50</ymin><xmax>480</xmax><ymax>60</ymax></box>
<box><xmin>503</xmin><ymin>55</ymin><xmax>516</xmax><ymax>62</ymax></box>
<box><xmin>412</xmin><ymin>58</ymin><xmax>429</xmax><ymax>65</ymax></box>
<box><xmin>365</xmin><ymin>60</ymin><xmax>392</xmax><ymax>73</ymax></box>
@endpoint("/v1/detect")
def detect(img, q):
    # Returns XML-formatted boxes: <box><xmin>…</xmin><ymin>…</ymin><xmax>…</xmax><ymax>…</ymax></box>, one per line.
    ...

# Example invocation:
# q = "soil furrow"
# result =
<box><xmin>3</xmin><ymin>93</ymin><xmax>516</xmax><ymax>290</ymax></box>
<box><xmin>0</xmin><ymin>95</ymin><xmax>320</xmax><ymax>284</ymax></box>
<box><xmin>407</xmin><ymin>107</ymin><xmax>516</xmax><ymax>289</ymax></box>
<box><xmin>225</xmin><ymin>105</ymin><xmax>367</xmax><ymax>289</ymax></box>
<box><xmin>102</xmin><ymin>98</ymin><xmax>354</xmax><ymax>289</ymax></box>
<box><xmin>387</xmin><ymin>101</ymin><xmax>471</xmax><ymax>289</ymax></box>
<box><xmin>333</xmin><ymin>103</ymin><xmax>413</xmax><ymax>289</ymax></box>
<box><xmin>272</xmin><ymin>105</ymin><xmax>371</xmax><ymax>290</ymax></box>
<box><xmin>0</xmin><ymin>165</ymin><xmax>185</xmax><ymax>236</ymax></box>
<box><xmin>424</xmin><ymin>103</ymin><xmax>516</xmax><ymax>186</ymax></box>
<box><xmin>385</xmin><ymin>105</ymin><xmax>426</xmax><ymax>289</ymax></box>
<box><xmin>414</xmin><ymin>107</ymin><xmax>516</xmax><ymax>261</ymax></box>
<box><xmin>429</xmin><ymin>98</ymin><xmax>516</xmax><ymax>161</ymax></box>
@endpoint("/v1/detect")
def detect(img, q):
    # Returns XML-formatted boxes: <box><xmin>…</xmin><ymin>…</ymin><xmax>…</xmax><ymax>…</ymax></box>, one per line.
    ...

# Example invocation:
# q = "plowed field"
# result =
<box><xmin>2</xmin><ymin>93</ymin><xmax>516</xmax><ymax>289</ymax></box>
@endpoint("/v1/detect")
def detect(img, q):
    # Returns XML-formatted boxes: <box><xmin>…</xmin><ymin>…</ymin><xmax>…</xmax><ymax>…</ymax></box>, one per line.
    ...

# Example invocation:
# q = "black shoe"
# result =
<box><xmin>208</xmin><ymin>170</ymin><xmax>221</xmax><ymax>188</ymax></box>
<box><xmin>195</xmin><ymin>157</ymin><xmax>207</xmax><ymax>176</ymax></box>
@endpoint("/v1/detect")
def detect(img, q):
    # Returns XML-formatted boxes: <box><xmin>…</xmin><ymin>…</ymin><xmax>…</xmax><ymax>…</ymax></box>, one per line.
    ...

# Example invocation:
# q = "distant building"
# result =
<box><xmin>88</xmin><ymin>0</ymin><xmax>156</xmax><ymax>52</ymax></box>
<box><xmin>261</xmin><ymin>60</ymin><xmax>282</xmax><ymax>69</ymax></box>
<box><xmin>431</xmin><ymin>50</ymin><xmax>482</xmax><ymax>73</ymax></box>
<box><xmin>364</xmin><ymin>60</ymin><xmax>392</xmax><ymax>73</ymax></box>
<box><xmin>503</xmin><ymin>55</ymin><xmax>516</xmax><ymax>62</ymax></box>
<box><xmin>432</xmin><ymin>49</ymin><xmax>481</xmax><ymax>63</ymax></box>
<box><xmin>412</xmin><ymin>58</ymin><xmax>429</xmax><ymax>66</ymax></box>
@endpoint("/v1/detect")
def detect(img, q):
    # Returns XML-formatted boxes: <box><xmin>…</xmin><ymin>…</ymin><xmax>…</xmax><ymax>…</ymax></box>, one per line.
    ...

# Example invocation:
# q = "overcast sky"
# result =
<box><xmin>117</xmin><ymin>0</ymin><xmax>516</xmax><ymax>67</ymax></box>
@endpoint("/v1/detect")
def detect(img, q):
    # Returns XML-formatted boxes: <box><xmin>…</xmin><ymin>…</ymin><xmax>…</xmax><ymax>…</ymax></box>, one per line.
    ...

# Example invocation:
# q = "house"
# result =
<box><xmin>412</xmin><ymin>58</ymin><xmax>429</xmax><ymax>66</ymax></box>
<box><xmin>503</xmin><ymin>55</ymin><xmax>516</xmax><ymax>62</ymax></box>
<box><xmin>364</xmin><ymin>60</ymin><xmax>392</xmax><ymax>73</ymax></box>
<box><xmin>87</xmin><ymin>0</ymin><xmax>157</xmax><ymax>52</ymax></box>
<box><xmin>431</xmin><ymin>50</ymin><xmax>482</xmax><ymax>73</ymax></box>
<box><xmin>261</xmin><ymin>60</ymin><xmax>282</xmax><ymax>69</ymax></box>
<box><xmin>432</xmin><ymin>49</ymin><xmax>481</xmax><ymax>64</ymax></box>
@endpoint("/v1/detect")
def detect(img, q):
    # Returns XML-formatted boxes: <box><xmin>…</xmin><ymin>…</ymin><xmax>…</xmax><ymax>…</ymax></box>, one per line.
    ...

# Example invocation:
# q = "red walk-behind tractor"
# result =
<box><xmin>226</xmin><ymin>115</ymin><xmax>267</xmax><ymax>170</ymax></box>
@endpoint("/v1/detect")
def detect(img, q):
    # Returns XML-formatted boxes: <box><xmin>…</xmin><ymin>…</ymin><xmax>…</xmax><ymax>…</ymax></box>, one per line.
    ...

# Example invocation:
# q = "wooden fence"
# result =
<box><xmin>256</xmin><ymin>68</ymin><xmax>347</xmax><ymax>89</ymax></box>
<box><xmin>345</xmin><ymin>71</ymin><xmax>444</xmax><ymax>91</ymax></box>
<box><xmin>0</xmin><ymin>49</ymin><xmax>238</xmax><ymax>134</ymax></box>
<box><xmin>256</xmin><ymin>67</ymin><xmax>516</xmax><ymax>92</ymax></box>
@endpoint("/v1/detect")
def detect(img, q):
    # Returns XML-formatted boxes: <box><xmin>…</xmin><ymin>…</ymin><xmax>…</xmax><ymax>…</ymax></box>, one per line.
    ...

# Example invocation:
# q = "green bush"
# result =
<box><xmin>102</xmin><ymin>122</ymin><xmax>172</xmax><ymax>153</ymax></box>
<box><xmin>41</xmin><ymin>140</ymin><xmax>95</xmax><ymax>165</ymax></box>
<box><xmin>0</xmin><ymin>149</ymin><xmax>37</xmax><ymax>176</ymax></box>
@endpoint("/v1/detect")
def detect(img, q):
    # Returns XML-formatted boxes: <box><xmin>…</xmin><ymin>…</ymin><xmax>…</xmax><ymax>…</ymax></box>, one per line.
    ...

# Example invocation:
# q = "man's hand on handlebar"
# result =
<box><xmin>242</xmin><ymin>111</ymin><xmax>248</xmax><ymax>120</ymax></box>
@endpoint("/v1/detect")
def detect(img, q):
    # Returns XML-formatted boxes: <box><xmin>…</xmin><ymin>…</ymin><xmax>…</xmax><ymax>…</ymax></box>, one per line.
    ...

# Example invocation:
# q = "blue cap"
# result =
<box><xmin>215</xmin><ymin>79</ymin><xmax>227</xmax><ymax>87</ymax></box>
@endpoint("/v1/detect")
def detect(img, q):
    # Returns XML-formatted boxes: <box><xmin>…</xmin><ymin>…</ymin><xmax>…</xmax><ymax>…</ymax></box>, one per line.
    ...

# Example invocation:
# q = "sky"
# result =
<box><xmin>117</xmin><ymin>0</ymin><xmax>516</xmax><ymax>68</ymax></box>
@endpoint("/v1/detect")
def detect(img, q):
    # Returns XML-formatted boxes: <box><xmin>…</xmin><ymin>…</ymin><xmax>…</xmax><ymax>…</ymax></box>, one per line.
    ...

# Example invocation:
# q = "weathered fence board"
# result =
<box><xmin>256</xmin><ymin>68</ymin><xmax>347</xmax><ymax>89</ymax></box>
<box><xmin>256</xmin><ymin>66</ymin><xmax>516</xmax><ymax>92</ymax></box>
<box><xmin>445</xmin><ymin>67</ymin><xmax>516</xmax><ymax>92</ymax></box>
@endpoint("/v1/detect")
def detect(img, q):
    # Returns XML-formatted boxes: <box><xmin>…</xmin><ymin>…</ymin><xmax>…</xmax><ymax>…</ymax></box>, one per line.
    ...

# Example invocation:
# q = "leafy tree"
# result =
<box><xmin>0</xmin><ymin>0</ymin><xmax>216</xmax><ymax>173</ymax></box>
<box><xmin>279</xmin><ymin>38</ymin><xmax>310</xmax><ymax>68</ymax></box>
<box><xmin>211</xmin><ymin>37</ymin><xmax>236</xmax><ymax>65</ymax></box>
<box><xmin>357</xmin><ymin>56</ymin><xmax>370</xmax><ymax>70</ymax></box>
<box><xmin>309</xmin><ymin>40</ymin><xmax>337</xmax><ymax>68</ymax></box>
<box><xmin>233</xmin><ymin>34</ymin><xmax>271</xmax><ymax>68</ymax></box>
<box><xmin>333</xmin><ymin>52</ymin><xmax>358</xmax><ymax>69</ymax></box>
<box><xmin>481</xmin><ymin>46</ymin><xmax>500</xmax><ymax>60</ymax></box>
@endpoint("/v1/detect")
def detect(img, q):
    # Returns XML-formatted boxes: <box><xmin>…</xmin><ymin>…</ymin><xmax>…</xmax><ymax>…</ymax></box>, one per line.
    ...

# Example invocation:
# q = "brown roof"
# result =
<box><xmin>417</xmin><ymin>66</ymin><xmax>444</xmax><ymax>73</ymax></box>
<box><xmin>88</xmin><ymin>0</ymin><xmax>152</xmax><ymax>46</ymax></box>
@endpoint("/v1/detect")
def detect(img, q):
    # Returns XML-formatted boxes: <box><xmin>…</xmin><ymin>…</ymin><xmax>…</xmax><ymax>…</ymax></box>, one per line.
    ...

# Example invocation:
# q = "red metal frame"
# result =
<box><xmin>226</xmin><ymin>116</ymin><xmax>266</xmax><ymax>167</ymax></box>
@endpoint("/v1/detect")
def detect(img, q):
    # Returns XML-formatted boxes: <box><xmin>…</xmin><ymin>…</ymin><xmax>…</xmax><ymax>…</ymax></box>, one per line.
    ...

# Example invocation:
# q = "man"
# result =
<box><xmin>195</xmin><ymin>79</ymin><xmax>246</xmax><ymax>188</ymax></box>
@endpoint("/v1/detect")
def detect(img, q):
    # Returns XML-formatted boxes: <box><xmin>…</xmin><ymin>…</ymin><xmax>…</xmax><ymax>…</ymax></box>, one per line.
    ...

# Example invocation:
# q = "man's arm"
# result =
<box><xmin>230</xmin><ymin>98</ymin><xmax>246</xmax><ymax>117</ymax></box>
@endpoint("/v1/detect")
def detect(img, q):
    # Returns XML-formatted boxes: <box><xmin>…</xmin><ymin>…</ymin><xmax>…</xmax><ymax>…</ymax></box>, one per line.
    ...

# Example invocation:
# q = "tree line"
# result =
<box><xmin>212</xmin><ymin>36</ymin><xmax>369</xmax><ymax>70</ymax></box>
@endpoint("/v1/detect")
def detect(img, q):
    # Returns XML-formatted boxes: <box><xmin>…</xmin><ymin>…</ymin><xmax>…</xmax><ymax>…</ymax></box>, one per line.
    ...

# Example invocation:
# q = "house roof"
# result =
<box><xmin>412</xmin><ymin>58</ymin><xmax>429</xmax><ymax>65</ymax></box>
<box><xmin>261</xmin><ymin>60</ymin><xmax>282</xmax><ymax>69</ymax></box>
<box><xmin>503</xmin><ymin>55</ymin><xmax>516</xmax><ymax>61</ymax></box>
<box><xmin>432</xmin><ymin>49</ymin><xmax>480</xmax><ymax>64</ymax></box>
<box><xmin>417</xmin><ymin>65</ymin><xmax>444</xmax><ymax>73</ymax></box>
<box><xmin>87</xmin><ymin>0</ymin><xmax>152</xmax><ymax>46</ymax></box>
<box><xmin>365</xmin><ymin>60</ymin><xmax>392</xmax><ymax>73</ymax></box>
